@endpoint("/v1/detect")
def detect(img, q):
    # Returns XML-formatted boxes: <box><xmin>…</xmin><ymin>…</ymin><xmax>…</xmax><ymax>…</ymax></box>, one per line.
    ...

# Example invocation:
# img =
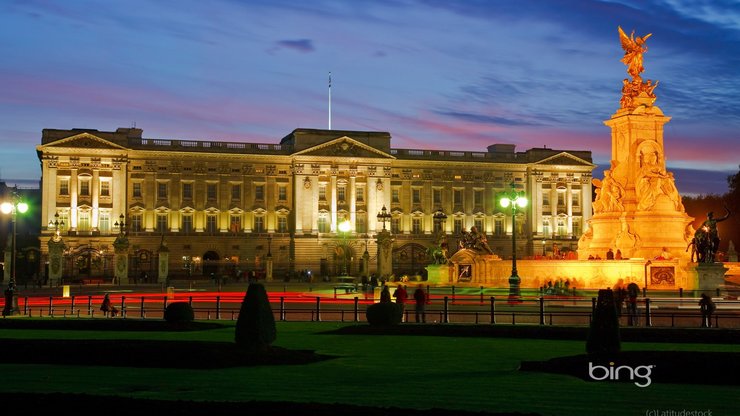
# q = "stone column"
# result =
<box><xmin>376</xmin><ymin>229</ymin><xmax>393</xmax><ymax>278</ymax></box>
<box><xmin>113</xmin><ymin>234</ymin><xmax>130</xmax><ymax>284</ymax></box>
<box><xmin>47</xmin><ymin>237</ymin><xmax>66</xmax><ymax>284</ymax></box>
<box><xmin>157</xmin><ymin>237</ymin><xmax>169</xmax><ymax>284</ymax></box>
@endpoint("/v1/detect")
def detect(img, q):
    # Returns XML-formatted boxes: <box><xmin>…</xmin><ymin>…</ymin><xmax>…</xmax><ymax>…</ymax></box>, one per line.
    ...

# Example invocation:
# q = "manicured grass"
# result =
<box><xmin>0</xmin><ymin>319</ymin><xmax>739</xmax><ymax>415</ymax></box>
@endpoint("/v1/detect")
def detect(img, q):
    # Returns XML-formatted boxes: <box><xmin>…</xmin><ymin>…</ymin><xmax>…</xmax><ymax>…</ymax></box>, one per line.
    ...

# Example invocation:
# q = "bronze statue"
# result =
<box><xmin>689</xmin><ymin>206</ymin><xmax>731</xmax><ymax>263</ymax></box>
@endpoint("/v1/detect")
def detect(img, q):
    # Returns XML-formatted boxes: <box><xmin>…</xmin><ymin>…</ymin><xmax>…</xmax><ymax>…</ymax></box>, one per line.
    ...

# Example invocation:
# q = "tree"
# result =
<box><xmin>235</xmin><ymin>283</ymin><xmax>276</xmax><ymax>352</ymax></box>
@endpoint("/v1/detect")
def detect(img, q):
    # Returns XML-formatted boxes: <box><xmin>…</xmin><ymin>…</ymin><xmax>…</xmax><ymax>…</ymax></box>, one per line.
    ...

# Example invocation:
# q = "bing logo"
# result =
<box><xmin>588</xmin><ymin>361</ymin><xmax>655</xmax><ymax>387</ymax></box>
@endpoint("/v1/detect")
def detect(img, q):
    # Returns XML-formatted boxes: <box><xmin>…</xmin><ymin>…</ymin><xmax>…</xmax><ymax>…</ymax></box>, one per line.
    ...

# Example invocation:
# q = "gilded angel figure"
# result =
<box><xmin>618</xmin><ymin>26</ymin><xmax>652</xmax><ymax>80</ymax></box>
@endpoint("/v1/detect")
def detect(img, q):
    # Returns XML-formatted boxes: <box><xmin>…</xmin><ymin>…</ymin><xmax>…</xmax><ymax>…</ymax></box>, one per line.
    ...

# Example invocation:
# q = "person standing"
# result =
<box><xmin>379</xmin><ymin>285</ymin><xmax>391</xmax><ymax>303</ymax></box>
<box><xmin>699</xmin><ymin>293</ymin><xmax>716</xmax><ymax>328</ymax></box>
<box><xmin>393</xmin><ymin>285</ymin><xmax>408</xmax><ymax>321</ymax></box>
<box><xmin>413</xmin><ymin>285</ymin><xmax>427</xmax><ymax>323</ymax></box>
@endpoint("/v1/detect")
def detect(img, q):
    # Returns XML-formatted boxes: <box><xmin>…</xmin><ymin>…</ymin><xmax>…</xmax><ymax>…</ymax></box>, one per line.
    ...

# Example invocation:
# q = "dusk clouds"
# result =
<box><xmin>0</xmin><ymin>0</ymin><xmax>738</xmax><ymax>194</ymax></box>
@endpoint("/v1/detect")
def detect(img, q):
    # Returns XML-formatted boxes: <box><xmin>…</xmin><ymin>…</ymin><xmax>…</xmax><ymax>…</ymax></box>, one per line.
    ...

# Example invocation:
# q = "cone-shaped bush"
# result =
<box><xmin>163</xmin><ymin>302</ymin><xmax>194</xmax><ymax>323</ymax></box>
<box><xmin>235</xmin><ymin>283</ymin><xmax>276</xmax><ymax>352</ymax></box>
<box><xmin>366</xmin><ymin>302</ymin><xmax>403</xmax><ymax>326</ymax></box>
<box><xmin>586</xmin><ymin>288</ymin><xmax>621</xmax><ymax>355</ymax></box>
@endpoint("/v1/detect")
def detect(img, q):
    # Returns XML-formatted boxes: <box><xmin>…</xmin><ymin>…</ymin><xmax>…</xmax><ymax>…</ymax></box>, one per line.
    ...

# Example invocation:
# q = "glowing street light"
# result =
<box><xmin>499</xmin><ymin>185</ymin><xmax>528</xmax><ymax>303</ymax></box>
<box><xmin>1</xmin><ymin>188</ymin><xmax>29</xmax><ymax>310</ymax></box>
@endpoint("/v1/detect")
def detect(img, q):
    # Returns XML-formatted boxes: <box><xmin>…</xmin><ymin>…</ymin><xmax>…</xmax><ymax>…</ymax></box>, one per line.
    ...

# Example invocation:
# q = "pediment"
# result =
<box><xmin>534</xmin><ymin>152</ymin><xmax>594</xmax><ymax>167</ymax></box>
<box><xmin>292</xmin><ymin>136</ymin><xmax>395</xmax><ymax>159</ymax></box>
<box><xmin>40</xmin><ymin>132</ymin><xmax>128</xmax><ymax>150</ymax></box>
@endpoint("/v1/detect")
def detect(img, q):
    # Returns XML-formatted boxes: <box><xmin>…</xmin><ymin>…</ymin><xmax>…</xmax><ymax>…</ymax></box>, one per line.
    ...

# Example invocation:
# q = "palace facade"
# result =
<box><xmin>36</xmin><ymin>127</ymin><xmax>594</xmax><ymax>282</ymax></box>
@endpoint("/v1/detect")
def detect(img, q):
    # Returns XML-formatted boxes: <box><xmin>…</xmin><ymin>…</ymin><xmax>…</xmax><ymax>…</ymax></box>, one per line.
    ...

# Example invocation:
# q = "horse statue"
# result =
<box><xmin>687</xmin><ymin>226</ymin><xmax>713</xmax><ymax>263</ymax></box>
<box><xmin>427</xmin><ymin>243</ymin><xmax>449</xmax><ymax>265</ymax></box>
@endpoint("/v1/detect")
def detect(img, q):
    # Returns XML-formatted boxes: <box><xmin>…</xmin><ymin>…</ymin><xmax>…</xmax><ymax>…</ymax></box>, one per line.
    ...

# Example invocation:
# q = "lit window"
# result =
<box><xmin>278</xmin><ymin>216</ymin><xmax>288</xmax><ymax>233</ymax></box>
<box><xmin>206</xmin><ymin>215</ymin><xmax>218</xmax><ymax>233</ymax></box>
<box><xmin>278</xmin><ymin>185</ymin><xmax>287</xmax><ymax>201</ymax></box>
<box><xmin>454</xmin><ymin>218</ymin><xmax>463</xmax><ymax>235</ymax></box>
<box><xmin>318</xmin><ymin>216</ymin><xmax>328</xmax><ymax>233</ymax></box>
<box><xmin>80</xmin><ymin>180</ymin><xmax>90</xmax><ymax>196</ymax></box>
<box><xmin>494</xmin><ymin>218</ymin><xmax>504</xmax><ymax>236</ymax></box>
<box><xmin>391</xmin><ymin>218</ymin><xmax>400</xmax><ymax>234</ymax></box>
<box><xmin>319</xmin><ymin>185</ymin><xmax>326</xmax><ymax>201</ymax></box>
<box><xmin>207</xmin><ymin>184</ymin><xmax>217</xmax><ymax>201</ymax></box>
<box><xmin>254</xmin><ymin>216</ymin><xmax>265</xmax><ymax>233</ymax></box>
<box><xmin>412</xmin><ymin>218</ymin><xmax>421</xmax><ymax>234</ymax></box>
<box><xmin>100</xmin><ymin>181</ymin><xmax>110</xmax><ymax>197</ymax></box>
<box><xmin>157</xmin><ymin>214</ymin><xmax>168</xmax><ymax>233</ymax></box>
<box><xmin>133</xmin><ymin>183</ymin><xmax>142</xmax><ymax>198</ymax></box>
<box><xmin>356</xmin><ymin>187</ymin><xmax>364</xmax><ymax>202</ymax></box>
<box><xmin>392</xmin><ymin>189</ymin><xmax>400</xmax><ymax>203</ymax></box>
<box><xmin>355</xmin><ymin>216</ymin><xmax>366</xmax><ymax>233</ymax></box>
<box><xmin>337</xmin><ymin>186</ymin><xmax>346</xmax><ymax>202</ymax></box>
<box><xmin>131</xmin><ymin>214</ymin><xmax>143</xmax><ymax>232</ymax></box>
<box><xmin>59</xmin><ymin>179</ymin><xmax>69</xmax><ymax>196</ymax></box>
<box><xmin>157</xmin><ymin>183</ymin><xmax>168</xmax><ymax>199</ymax></box>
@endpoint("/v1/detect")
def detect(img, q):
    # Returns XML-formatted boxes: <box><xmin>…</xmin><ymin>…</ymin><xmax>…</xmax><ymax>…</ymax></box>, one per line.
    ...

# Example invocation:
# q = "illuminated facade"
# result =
<box><xmin>36</xmin><ymin>127</ymin><xmax>594</xmax><ymax>281</ymax></box>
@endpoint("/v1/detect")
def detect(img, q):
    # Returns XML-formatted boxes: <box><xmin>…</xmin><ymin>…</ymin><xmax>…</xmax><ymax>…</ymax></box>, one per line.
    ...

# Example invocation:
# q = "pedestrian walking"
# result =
<box><xmin>699</xmin><ymin>293</ymin><xmax>716</xmax><ymax>328</ymax></box>
<box><xmin>413</xmin><ymin>285</ymin><xmax>427</xmax><ymax>323</ymax></box>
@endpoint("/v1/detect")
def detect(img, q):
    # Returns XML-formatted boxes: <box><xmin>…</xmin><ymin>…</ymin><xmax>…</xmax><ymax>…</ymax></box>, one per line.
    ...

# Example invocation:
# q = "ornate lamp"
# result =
<box><xmin>499</xmin><ymin>185</ymin><xmax>528</xmax><ymax>303</ymax></box>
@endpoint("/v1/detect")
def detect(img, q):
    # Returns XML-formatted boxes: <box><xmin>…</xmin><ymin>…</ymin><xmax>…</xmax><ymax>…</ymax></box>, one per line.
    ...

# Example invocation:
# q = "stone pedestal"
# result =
<box><xmin>425</xmin><ymin>264</ymin><xmax>451</xmax><ymax>285</ymax></box>
<box><xmin>112</xmin><ymin>233</ymin><xmax>130</xmax><ymax>284</ymax></box>
<box><xmin>693</xmin><ymin>262</ymin><xmax>729</xmax><ymax>293</ymax></box>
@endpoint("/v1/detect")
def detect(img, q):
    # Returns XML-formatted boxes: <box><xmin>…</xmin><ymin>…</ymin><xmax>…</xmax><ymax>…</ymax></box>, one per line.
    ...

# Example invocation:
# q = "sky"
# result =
<box><xmin>1</xmin><ymin>0</ymin><xmax>738</xmax><ymax>196</ymax></box>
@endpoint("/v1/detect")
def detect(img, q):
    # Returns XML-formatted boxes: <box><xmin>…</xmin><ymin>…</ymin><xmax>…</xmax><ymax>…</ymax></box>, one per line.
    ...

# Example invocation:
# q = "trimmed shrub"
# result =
<box><xmin>366</xmin><ymin>302</ymin><xmax>403</xmax><ymax>326</ymax></box>
<box><xmin>586</xmin><ymin>288</ymin><xmax>621</xmax><ymax>355</ymax></box>
<box><xmin>163</xmin><ymin>302</ymin><xmax>194</xmax><ymax>324</ymax></box>
<box><xmin>235</xmin><ymin>283</ymin><xmax>276</xmax><ymax>352</ymax></box>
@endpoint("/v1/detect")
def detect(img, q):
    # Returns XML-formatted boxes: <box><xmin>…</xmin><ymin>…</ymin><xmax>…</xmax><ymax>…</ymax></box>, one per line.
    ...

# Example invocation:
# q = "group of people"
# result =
<box><xmin>379</xmin><ymin>284</ymin><xmax>429</xmax><ymax>323</ymax></box>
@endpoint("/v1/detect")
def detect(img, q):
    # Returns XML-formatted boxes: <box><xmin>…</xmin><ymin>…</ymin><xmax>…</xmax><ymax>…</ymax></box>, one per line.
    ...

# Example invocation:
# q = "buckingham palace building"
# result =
<box><xmin>36</xmin><ymin>127</ymin><xmax>594</xmax><ymax>282</ymax></box>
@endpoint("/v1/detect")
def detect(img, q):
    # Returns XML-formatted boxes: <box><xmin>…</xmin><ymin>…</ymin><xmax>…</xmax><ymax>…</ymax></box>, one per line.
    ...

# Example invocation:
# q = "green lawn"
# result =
<box><xmin>1</xmin><ymin>321</ymin><xmax>738</xmax><ymax>415</ymax></box>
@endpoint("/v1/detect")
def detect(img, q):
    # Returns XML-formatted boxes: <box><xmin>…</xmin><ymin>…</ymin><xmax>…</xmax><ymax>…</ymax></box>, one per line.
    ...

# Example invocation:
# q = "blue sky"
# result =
<box><xmin>1</xmin><ymin>0</ymin><xmax>738</xmax><ymax>195</ymax></box>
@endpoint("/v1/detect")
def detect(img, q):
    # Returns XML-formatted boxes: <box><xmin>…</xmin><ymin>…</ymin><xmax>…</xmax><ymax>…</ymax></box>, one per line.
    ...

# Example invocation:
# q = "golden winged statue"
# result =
<box><xmin>618</xmin><ymin>26</ymin><xmax>652</xmax><ymax>80</ymax></box>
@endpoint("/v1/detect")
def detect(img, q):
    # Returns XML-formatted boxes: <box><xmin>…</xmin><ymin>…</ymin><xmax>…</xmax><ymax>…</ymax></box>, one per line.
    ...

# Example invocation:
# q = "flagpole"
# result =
<box><xmin>328</xmin><ymin>71</ymin><xmax>332</xmax><ymax>130</ymax></box>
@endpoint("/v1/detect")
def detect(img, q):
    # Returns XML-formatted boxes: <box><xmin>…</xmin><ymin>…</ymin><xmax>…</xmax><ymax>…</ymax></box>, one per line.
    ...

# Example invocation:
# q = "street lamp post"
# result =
<box><xmin>499</xmin><ymin>185</ymin><xmax>528</xmax><ymax>304</ymax></box>
<box><xmin>376</xmin><ymin>205</ymin><xmax>391</xmax><ymax>230</ymax></box>
<box><xmin>1</xmin><ymin>187</ymin><xmax>29</xmax><ymax>288</ymax></box>
<box><xmin>338</xmin><ymin>219</ymin><xmax>351</xmax><ymax>276</ymax></box>
<box><xmin>2</xmin><ymin>187</ymin><xmax>29</xmax><ymax>315</ymax></box>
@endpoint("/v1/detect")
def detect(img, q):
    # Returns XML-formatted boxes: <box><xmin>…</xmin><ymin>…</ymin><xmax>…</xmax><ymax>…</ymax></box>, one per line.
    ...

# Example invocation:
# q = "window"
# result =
<box><xmin>182</xmin><ymin>215</ymin><xmax>193</xmax><ymax>233</ymax></box>
<box><xmin>100</xmin><ymin>181</ymin><xmax>110</xmax><ymax>197</ymax></box>
<box><xmin>557</xmin><ymin>193</ymin><xmax>565</xmax><ymax>206</ymax></box>
<box><xmin>474</xmin><ymin>218</ymin><xmax>483</xmax><ymax>232</ymax></box>
<box><xmin>59</xmin><ymin>179</ymin><xmax>69</xmax><ymax>196</ymax></box>
<box><xmin>557</xmin><ymin>219</ymin><xmax>566</xmax><ymax>236</ymax></box>
<box><xmin>78</xmin><ymin>211</ymin><xmax>90</xmax><ymax>231</ymax></box>
<box><xmin>412</xmin><ymin>218</ymin><xmax>421</xmax><ymax>234</ymax></box>
<box><xmin>99</xmin><ymin>212</ymin><xmax>110</xmax><ymax>234</ymax></box>
<box><xmin>255</xmin><ymin>185</ymin><xmax>264</xmax><ymax>201</ymax></box>
<box><xmin>254</xmin><ymin>216</ymin><xmax>265</xmax><ymax>233</ymax></box>
<box><xmin>278</xmin><ymin>216</ymin><xmax>288</xmax><ymax>233</ymax></box>
<box><xmin>157</xmin><ymin>183</ymin><xmax>168</xmax><ymax>199</ymax></box>
<box><xmin>58</xmin><ymin>211</ymin><xmax>70</xmax><ymax>231</ymax></box>
<box><xmin>319</xmin><ymin>185</ymin><xmax>326</xmax><ymax>201</ymax></box>
<box><xmin>182</xmin><ymin>183</ymin><xmax>193</xmax><ymax>200</ymax></box>
<box><xmin>206</xmin><ymin>215</ymin><xmax>218</xmax><ymax>234</ymax></box>
<box><xmin>133</xmin><ymin>183</ymin><xmax>142</xmax><ymax>198</ymax></box>
<box><xmin>412</xmin><ymin>189</ymin><xmax>421</xmax><ymax>204</ymax></box>
<box><xmin>156</xmin><ymin>214</ymin><xmax>168</xmax><ymax>233</ymax></box>
<box><xmin>278</xmin><ymin>185</ymin><xmax>287</xmax><ymax>201</ymax></box>
<box><xmin>337</xmin><ymin>186</ymin><xmax>346</xmax><ymax>202</ymax></box>
<box><xmin>79</xmin><ymin>180</ymin><xmax>90</xmax><ymax>196</ymax></box>
<box><xmin>494</xmin><ymin>218</ymin><xmax>504</xmax><ymax>236</ymax></box>
<box><xmin>474</xmin><ymin>189</ymin><xmax>483</xmax><ymax>206</ymax></box>
<box><xmin>318</xmin><ymin>216</ymin><xmax>329</xmax><ymax>233</ymax></box>
<box><xmin>207</xmin><ymin>183</ymin><xmax>217</xmax><ymax>201</ymax></box>
<box><xmin>543</xmin><ymin>219</ymin><xmax>551</xmax><ymax>238</ymax></box>
<box><xmin>392</xmin><ymin>189</ymin><xmax>400</xmax><ymax>203</ymax></box>
<box><xmin>230</xmin><ymin>215</ymin><xmax>241</xmax><ymax>233</ymax></box>
<box><xmin>391</xmin><ymin>218</ymin><xmax>400</xmax><ymax>234</ymax></box>
<box><xmin>131</xmin><ymin>214</ymin><xmax>143</xmax><ymax>232</ymax></box>
<box><xmin>454</xmin><ymin>189</ymin><xmax>463</xmax><ymax>205</ymax></box>
<box><xmin>453</xmin><ymin>218</ymin><xmax>463</xmax><ymax>235</ymax></box>
<box><xmin>232</xmin><ymin>184</ymin><xmax>241</xmax><ymax>200</ymax></box>
<box><xmin>433</xmin><ymin>189</ymin><xmax>442</xmax><ymax>205</ymax></box>
<box><xmin>572</xmin><ymin>192</ymin><xmax>580</xmax><ymax>207</ymax></box>
<box><xmin>355</xmin><ymin>216</ymin><xmax>366</xmax><ymax>233</ymax></box>
<box><xmin>356</xmin><ymin>187</ymin><xmax>364</xmax><ymax>202</ymax></box>
<box><xmin>572</xmin><ymin>218</ymin><xmax>581</xmax><ymax>237</ymax></box>
<box><xmin>542</xmin><ymin>192</ymin><xmax>550</xmax><ymax>206</ymax></box>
